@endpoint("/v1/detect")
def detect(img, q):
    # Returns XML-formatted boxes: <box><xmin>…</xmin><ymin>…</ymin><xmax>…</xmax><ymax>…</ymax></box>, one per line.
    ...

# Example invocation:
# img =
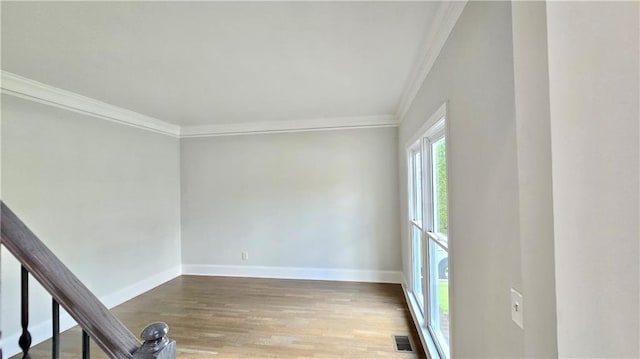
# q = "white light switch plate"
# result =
<box><xmin>511</xmin><ymin>288</ymin><xmax>524</xmax><ymax>329</ymax></box>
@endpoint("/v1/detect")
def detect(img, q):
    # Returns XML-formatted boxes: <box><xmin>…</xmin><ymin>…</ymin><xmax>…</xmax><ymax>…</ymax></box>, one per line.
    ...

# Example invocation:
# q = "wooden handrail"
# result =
<box><xmin>1</xmin><ymin>201</ymin><xmax>141</xmax><ymax>358</ymax></box>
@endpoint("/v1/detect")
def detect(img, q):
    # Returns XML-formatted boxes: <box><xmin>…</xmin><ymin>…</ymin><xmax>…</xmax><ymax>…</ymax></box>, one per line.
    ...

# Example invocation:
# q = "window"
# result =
<box><xmin>409</xmin><ymin>147</ymin><xmax>424</xmax><ymax>311</ymax></box>
<box><xmin>407</xmin><ymin>104</ymin><xmax>450</xmax><ymax>358</ymax></box>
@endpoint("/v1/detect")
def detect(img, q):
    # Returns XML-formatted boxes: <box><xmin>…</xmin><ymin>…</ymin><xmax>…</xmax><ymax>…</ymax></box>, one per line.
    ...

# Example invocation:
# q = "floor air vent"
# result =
<box><xmin>393</xmin><ymin>335</ymin><xmax>414</xmax><ymax>353</ymax></box>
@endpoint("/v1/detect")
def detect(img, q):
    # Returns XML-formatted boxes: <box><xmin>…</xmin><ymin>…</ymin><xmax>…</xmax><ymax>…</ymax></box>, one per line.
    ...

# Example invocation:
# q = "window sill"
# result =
<box><xmin>401</xmin><ymin>282</ymin><xmax>442</xmax><ymax>359</ymax></box>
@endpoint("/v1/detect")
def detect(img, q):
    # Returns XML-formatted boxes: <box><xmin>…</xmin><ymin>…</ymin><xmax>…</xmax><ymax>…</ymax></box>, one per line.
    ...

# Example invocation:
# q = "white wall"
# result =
<box><xmin>1</xmin><ymin>95</ymin><xmax>182</xmax><ymax>355</ymax></box>
<box><xmin>510</xmin><ymin>2</ymin><xmax>558</xmax><ymax>356</ymax></box>
<box><xmin>546</xmin><ymin>2</ymin><xmax>639</xmax><ymax>357</ymax></box>
<box><xmin>180</xmin><ymin>128</ymin><xmax>401</xmax><ymax>279</ymax></box>
<box><xmin>399</xmin><ymin>2</ymin><xmax>524</xmax><ymax>357</ymax></box>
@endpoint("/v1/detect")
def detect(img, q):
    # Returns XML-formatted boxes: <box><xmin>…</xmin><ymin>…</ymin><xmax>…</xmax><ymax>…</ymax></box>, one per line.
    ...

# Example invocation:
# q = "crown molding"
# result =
<box><xmin>1</xmin><ymin>71</ymin><xmax>181</xmax><ymax>137</ymax></box>
<box><xmin>395</xmin><ymin>1</ymin><xmax>467</xmax><ymax>122</ymax></box>
<box><xmin>1</xmin><ymin>71</ymin><xmax>397</xmax><ymax>138</ymax></box>
<box><xmin>179</xmin><ymin>115</ymin><xmax>398</xmax><ymax>138</ymax></box>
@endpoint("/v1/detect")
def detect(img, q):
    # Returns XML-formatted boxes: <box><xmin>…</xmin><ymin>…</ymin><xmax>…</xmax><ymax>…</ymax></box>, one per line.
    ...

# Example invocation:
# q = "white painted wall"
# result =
<box><xmin>180</xmin><ymin>128</ymin><xmax>401</xmax><ymax>279</ymax></box>
<box><xmin>510</xmin><ymin>2</ymin><xmax>558</xmax><ymax>356</ymax></box>
<box><xmin>398</xmin><ymin>2</ymin><xmax>524</xmax><ymax>356</ymax></box>
<box><xmin>546</xmin><ymin>2</ymin><xmax>639</xmax><ymax>357</ymax></box>
<box><xmin>1</xmin><ymin>95</ymin><xmax>182</xmax><ymax>355</ymax></box>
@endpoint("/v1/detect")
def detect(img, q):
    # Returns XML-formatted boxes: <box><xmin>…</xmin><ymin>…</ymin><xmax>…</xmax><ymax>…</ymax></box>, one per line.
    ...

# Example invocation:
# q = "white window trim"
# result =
<box><xmin>407</xmin><ymin>144</ymin><xmax>425</xmax><ymax>314</ymax></box>
<box><xmin>404</xmin><ymin>102</ymin><xmax>448</xmax><ymax>149</ymax></box>
<box><xmin>405</xmin><ymin>102</ymin><xmax>452</xmax><ymax>359</ymax></box>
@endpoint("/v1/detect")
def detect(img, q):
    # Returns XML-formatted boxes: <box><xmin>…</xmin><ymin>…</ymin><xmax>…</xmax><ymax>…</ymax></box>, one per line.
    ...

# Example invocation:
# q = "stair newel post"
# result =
<box><xmin>19</xmin><ymin>266</ymin><xmax>32</xmax><ymax>358</ymax></box>
<box><xmin>132</xmin><ymin>322</ymin><xmax>176</xmax><ymax>359</ymax></box>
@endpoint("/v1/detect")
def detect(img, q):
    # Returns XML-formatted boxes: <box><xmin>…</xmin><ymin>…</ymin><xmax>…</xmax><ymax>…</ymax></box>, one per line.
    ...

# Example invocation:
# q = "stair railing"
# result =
<box><xmin>1</xmin><ymin>201</ymin><xmax>176</xmax><ymax>359</ymax></box>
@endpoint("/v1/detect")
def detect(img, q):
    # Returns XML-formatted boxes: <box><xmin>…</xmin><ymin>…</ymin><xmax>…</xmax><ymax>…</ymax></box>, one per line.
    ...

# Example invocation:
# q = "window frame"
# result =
<box><xmin>408</xmin><ymin>143</ymin><xmax>426</xmax><ymax>313</ymax></box>
<box><xmin>405</xmin><ymin>103</ymin><xmax>451</xmax><ymax>359</ymax></box>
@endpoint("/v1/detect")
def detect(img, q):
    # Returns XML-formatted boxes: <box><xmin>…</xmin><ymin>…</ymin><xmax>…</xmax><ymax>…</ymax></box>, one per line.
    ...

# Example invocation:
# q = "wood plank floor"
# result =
<box><xmin>12</xmin><ymin>276</ymin><xmax>425</xmax><ymax>358</ymax></box>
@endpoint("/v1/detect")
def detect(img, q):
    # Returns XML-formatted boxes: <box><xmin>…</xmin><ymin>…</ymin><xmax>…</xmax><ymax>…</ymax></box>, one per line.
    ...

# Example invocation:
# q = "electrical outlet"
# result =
<box><xmin>511</xmin><ymin>288</ymin><xmax>524</xmax><ymax>329</ymax></box>
<box><xmin>241</xmin><ymin>251</ymin><xmax>248</xmax><ymax>261</ymax></box>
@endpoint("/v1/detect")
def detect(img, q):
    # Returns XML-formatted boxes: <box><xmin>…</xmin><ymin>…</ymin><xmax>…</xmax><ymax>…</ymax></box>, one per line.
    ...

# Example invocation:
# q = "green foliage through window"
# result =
<box><xmin>434</xmin><ymin>138</ymin><xmax>447</xmax><ymax>234</ymax></box>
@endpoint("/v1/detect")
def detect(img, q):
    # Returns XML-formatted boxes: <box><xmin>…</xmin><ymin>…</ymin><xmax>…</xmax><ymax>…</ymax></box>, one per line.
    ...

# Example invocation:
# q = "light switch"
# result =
<box><xmin>511</xmin><ymin>288</ymin><xmax>524</xmax><ymax>329</ymax></box>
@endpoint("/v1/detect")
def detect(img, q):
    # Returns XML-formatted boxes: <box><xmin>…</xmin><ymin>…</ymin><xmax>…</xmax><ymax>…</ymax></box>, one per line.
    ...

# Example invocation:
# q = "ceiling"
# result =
<box><xmin>2</xmin><ymin>2</ymin><xmax>443</xmax><ymax>129</ymax></box>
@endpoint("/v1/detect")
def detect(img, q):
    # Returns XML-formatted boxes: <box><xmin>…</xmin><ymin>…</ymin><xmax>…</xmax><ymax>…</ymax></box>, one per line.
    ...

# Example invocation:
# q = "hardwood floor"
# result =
<box><xmin>13</xmin><ymin>276</ymin><xmax>425</xmax><ymax>358</ymax></box>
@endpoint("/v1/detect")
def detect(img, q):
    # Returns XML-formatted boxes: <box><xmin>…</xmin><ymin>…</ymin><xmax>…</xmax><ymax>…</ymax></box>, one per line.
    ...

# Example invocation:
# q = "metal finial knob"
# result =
<box><xmin>140</xmin><ymin>322</ymin><xmax>169</xmax><ymax>342</ymax></box>
<box><xmin>134</xmin><ymin>322</ymin><xmax>176</xmax><ymax>358</ymax></box>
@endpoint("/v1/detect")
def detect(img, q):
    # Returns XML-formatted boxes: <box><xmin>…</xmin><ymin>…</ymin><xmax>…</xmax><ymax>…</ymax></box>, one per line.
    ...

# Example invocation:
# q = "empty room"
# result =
<box><xmin>1</xmin><ymin>1</ymin><xmax>638</xmax><ymax>358</ymax></box>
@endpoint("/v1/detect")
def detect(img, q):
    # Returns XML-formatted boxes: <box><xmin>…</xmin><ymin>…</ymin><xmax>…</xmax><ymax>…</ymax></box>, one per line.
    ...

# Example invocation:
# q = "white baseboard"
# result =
<box><xmin>182</xmin><ymin>264</ymin><xmax>402</xmax><ymax>284</ymax></box>
<box><xmin>2</xmin><ymin>266</ymin><xmax>181</xmax><ymax>358</ymax></box>
<box><xmin>100</xmin><ymin>266</ymin><xmax>181</xmax><ymax>308</ymax></box>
